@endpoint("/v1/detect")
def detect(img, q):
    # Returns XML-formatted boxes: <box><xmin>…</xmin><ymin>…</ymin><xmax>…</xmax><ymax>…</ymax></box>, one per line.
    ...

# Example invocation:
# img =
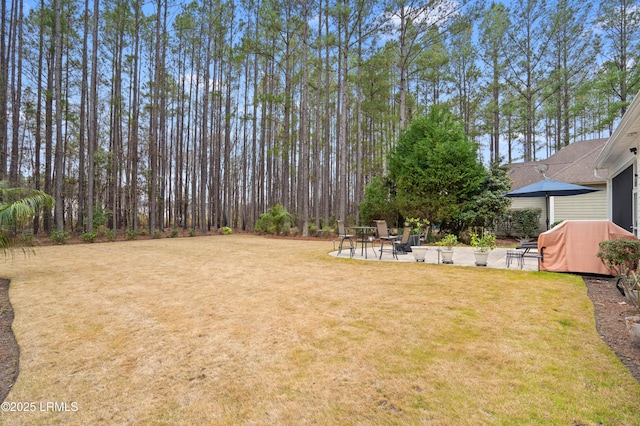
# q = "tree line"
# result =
<box><xmin>0</xmin><ymin>0</ymin><xmax>638</xmax><ymax>237</ymax></box>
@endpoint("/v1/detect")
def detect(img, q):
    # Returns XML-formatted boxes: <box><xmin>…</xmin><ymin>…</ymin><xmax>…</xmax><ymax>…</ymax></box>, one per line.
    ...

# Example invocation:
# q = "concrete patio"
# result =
<box><xmin>329</xmin><ymin>243</ymin><xmax>540</xmax><ymax>271</ymax></box>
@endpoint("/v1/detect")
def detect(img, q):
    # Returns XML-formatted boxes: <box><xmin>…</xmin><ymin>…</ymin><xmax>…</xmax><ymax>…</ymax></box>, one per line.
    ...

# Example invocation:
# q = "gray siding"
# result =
<box><xmin>554</xmin><ymin>185</ymin><xmax>607</xmax><ymax>223</ymax></box>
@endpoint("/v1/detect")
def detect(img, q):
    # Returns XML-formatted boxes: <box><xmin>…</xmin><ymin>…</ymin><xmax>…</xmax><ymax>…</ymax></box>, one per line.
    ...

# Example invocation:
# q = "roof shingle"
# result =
<box><xmin>507</xmin><ymin>139</ymin><xmax>608</xmax><ymax>190</ymax></box>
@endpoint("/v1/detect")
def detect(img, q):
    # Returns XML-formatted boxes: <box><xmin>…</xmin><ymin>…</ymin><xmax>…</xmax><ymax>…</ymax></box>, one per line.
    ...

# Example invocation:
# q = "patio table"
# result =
<box><xmin>515</xmin><ymin>241</ymin><xmax>541</xmax><ymax>270</ymax></box>
<box><xmin>351</xmin><ymin>226</ymin><xmax>376</xmax><ymax>259</ymax></box>
<box><xmin>516</xmin><ymin>241</ymin><xmax>538</xmax><ymax>256</ymax></box>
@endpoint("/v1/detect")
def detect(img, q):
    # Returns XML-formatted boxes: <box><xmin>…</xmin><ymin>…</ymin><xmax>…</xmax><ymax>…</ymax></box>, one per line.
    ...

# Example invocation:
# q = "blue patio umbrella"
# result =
<box><xmin>504</xmin><ymin>179</ymin><xmax>600</xmax><ymax>229</ymax></box>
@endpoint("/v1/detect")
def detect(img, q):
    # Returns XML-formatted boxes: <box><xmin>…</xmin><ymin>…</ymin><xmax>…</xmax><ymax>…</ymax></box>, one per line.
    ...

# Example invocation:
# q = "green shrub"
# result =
<box><xmin>81</xmin><ymin>232</ymin><xmax>97</xmax><ymax>243</ymax></box>
<box><xmin>104</xmin><ymin>229</ymin><xmax>116</xmax><ymax>241</ymax></box>
<box><xmin>221</xmin><ymin>226</ymin><xmax>232</xmax><ymax>235</ymax></box>
<box><xmin>152</xmin><ymin>230</ymin><xmax>163</xmax><ymax>239</ymax></box>
<box><xmin>169</xmin><ymin>228</ymin><xmax>179</xmax><ymax>238</ymax></box>
<box><xmin>597</xmin><ymin>239</ymin><xmax>640</xmax><ymax>277</ymax></box>
<box><xmin>254</xmin><ymin>203</ymin><xmax>293</xmax><ymax>235</ymax></box>
<box><xmin>359</xmin><ymin>175</ymin><xmax>399</xmax><ymax>226</ymax></box>
<box><xmin>436</xmin><ymin>234</ymin><xmax>458</xmax><ymax>248</ymax></box>
<box><xmin>19</xmin><ymin>232</ymin><xmax>36</xmax><ymax>247</ymax></box>
<box><xmin>92</xmin><ymin>205</ymin><xmax>111</xmax><ymax>230</ymax></box>
<box><xmin>189</xmin><ymin>229</ymin><xmax>196</xmax><ymax>237</ymax></box>
<box><xmin>510</xmin><ymin>208</ymin><xmax>542</xmax><ymax>239</ymax></box>
<box><xmin>126</xmin><ymin>230</ymin><xmax>137</xmax><ymax>240</ymax></box>
<box><xmin>598</xmin><ymin>239</ymin><xmax>640</xmax><ymax>310</ymax></box>
<box><xmin>51</xmin><ymin>230</ymin><xmax>70</xmax><ymax>245</ymax></box>
<box><xmin>470</xmin><ymin>231</ymin><xmax>496</xmax><ymax>252</ymax></box>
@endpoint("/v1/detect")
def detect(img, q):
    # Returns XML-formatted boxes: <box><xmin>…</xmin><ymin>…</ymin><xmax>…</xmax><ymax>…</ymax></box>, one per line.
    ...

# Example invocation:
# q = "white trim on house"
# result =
<box><xmin>595</xmin><ymin>89</ymin><xmax>640</xmax><ymax>236</ymax></box>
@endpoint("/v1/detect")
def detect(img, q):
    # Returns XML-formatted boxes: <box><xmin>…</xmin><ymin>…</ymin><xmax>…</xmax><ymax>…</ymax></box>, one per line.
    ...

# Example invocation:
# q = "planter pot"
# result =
<box><xmin>411</xmin><ymin>246</ymin><xmax>428</xmax><ymax>262</ymax></box>
<box><xmin>624</xmin><ymin>289</ymin><xmax>639</xmax><ymax>307</ymax></box>
<box><xmin>440</xmin><ymin>248</ymin><xmax>454</xmax><ymax>264</ymax></box>
<box><xmin>474</xmin><ymin>250</ymin><xmax>490</xmax><ymax>266</ymax></box>
<box><xmin>408</xmin><ymin>235</ymin><xmax>420</xmax><ymax>246</ymax></box>
<box><xmin>625</xmin><ymin>315</ymin><xmax>640</xmax><ymax>344</ymax></box>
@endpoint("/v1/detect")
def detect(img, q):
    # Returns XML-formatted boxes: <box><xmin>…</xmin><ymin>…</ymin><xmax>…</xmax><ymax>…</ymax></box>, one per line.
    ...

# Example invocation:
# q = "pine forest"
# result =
<box><xmin>1</xmin><ymin>0</ymin><xmax>638</xmax><ymax>236</ymax></box>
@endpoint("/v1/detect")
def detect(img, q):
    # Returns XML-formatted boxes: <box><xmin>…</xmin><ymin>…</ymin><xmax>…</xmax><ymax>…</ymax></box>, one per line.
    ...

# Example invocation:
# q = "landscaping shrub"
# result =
<box><xmin>81</xmin><ymin>232</ymin><xmax>97</xmax><ymax>243</ymax></box>
<box><xmin>598</xmin><ymin>238</ymin><xmax>640</xmax><ymax>310</ymax></box>
<box><xmin>104</xmin><ymin>229</ymin><xmax>116</xmax><ymax>241</ymax></box>
<box><xmin>51</xmin><ymin>230</ymin><xmax>70</xmax><ymax>245</ymax></box>
<box><xmin>597</xmin><ymin>238</ymin><xmax>640</xmax><ymax>277</ymax></box>
<box><xmin>510</xmin><ymin>208</ymin><xmax>542</xmax><ymax>239</ymax></box>
<box><xmin>254</xmin><ymin>203</ymin><xmax>293</xmax><ymax>235</ymax></box>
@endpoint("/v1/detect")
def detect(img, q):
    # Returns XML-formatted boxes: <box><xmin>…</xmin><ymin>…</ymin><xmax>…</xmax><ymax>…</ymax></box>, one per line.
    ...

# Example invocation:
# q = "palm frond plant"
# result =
<box><xmin>0</xmin><ymin>185</ymin><xmax>53</xmax><ymax>256</ymax></box>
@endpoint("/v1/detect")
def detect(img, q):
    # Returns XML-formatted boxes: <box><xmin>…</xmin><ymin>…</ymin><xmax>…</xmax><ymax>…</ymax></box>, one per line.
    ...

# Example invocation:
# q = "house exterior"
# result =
<box><xmin>594</xmin><ymin>92</ymin><xmax>640</xmax><ymax>236</ymax></box>
<box><xmin>507</xmin><ymin>138</ymin><xmax>608</xmax><ymax>234</ymax></box>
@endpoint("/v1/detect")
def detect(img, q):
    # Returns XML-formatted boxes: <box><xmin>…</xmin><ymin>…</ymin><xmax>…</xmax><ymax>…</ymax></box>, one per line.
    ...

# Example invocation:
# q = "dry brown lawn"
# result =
<box><xmin>0</xmin><ymin>234</ymin><xmax>639</xmax><ymax>425</ymax></box>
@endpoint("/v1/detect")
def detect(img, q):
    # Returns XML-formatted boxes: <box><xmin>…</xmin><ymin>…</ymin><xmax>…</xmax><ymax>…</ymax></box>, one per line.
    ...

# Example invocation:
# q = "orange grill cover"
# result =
<box><xmin>538</xmin><ymin>220</ymin><xmax>637</xmax><ymax>275</ymax></box>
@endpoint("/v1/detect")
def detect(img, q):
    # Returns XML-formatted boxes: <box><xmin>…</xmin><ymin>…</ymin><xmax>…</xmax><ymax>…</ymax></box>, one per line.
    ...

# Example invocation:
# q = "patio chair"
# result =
<box><xmin>393</xmin><ymin>227</ymin><xmax>412</xmax><ymax>255</ymax></box>
<box><xmin>375</xmin><ymin>220</ymin><xmax>399</xmax><ymax>260</ymax></box>
<box><xmin>506</xmin><ymin>249</ymin><xmax>525</xmax><ymax>269</ymax></box>
<box><xmin>336</xmin><ymin>220</ymin><xmax>355</xmax><ymax>257</ymax></box>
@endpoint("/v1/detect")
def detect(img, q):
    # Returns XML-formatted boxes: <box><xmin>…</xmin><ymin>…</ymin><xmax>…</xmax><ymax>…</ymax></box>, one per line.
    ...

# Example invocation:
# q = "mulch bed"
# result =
<box><xmin>0</xmin><ymin>279</ymin><xmax>19</xmax><ymax>403</ymax></box>
<box><xmin>584</xmin><ymin>275</ymin><xmax>640</xmax><ymax>382</ymax></box>
<box><xmin>0</xmin><ymin>275</ymin><xmax>638</xmax><ymax>403</ymax></box>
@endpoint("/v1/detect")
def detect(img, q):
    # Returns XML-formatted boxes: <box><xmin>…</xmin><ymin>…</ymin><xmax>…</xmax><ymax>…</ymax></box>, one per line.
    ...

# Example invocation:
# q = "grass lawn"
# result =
<box><xmin>1</xmin><ymin>234</ymin><xmax>639</xmax><ymax>425</ymax></box>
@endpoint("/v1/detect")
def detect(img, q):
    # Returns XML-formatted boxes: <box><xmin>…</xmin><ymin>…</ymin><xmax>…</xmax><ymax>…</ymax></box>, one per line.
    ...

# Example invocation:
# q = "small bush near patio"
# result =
<box><xmin>510</xmin><ymin>208</ymin><xmax>542</xmax><ymax>239</ymax></box>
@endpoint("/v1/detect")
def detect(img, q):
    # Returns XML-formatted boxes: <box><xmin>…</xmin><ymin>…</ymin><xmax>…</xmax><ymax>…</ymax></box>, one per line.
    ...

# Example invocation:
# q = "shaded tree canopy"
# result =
<box><xmin>359</xmin><ymin>175</ymin><xmax>399</xmax><ymax>227</ymax></box>
<box><xmin>462</xmin><ymin>160</ymin><xmax>512</xmax><ymax>227</ymax></box>
<box><xmin>388</xmin><ymin>105</ymin><xmax>486</xmax><ymax>229</ymax></box>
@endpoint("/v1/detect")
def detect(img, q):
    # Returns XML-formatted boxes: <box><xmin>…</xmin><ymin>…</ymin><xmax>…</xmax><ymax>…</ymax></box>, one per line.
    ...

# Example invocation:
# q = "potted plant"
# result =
<box><xmin>406</xmin><ymin>217</ymin><xmax>429</xmax><ymax>246</ymax></box>
<box><xmin>436</xmin><ymin>234</ymin><xmax>458</xmax><ymax>264</ymax></box>
<box><xmin>470</xmin><ymin>231</ymin><xmax>496</xmax><ymax>266</ymax></box>
<box><xmin>406</xmin><ymin>218</ymin><xmax>429</xmax><ymax>261</ymax></box>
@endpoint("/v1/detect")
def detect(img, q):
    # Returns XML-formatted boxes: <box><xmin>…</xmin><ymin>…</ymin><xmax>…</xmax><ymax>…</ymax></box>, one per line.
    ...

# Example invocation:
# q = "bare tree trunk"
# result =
<box><xmin>338</xmin><ymin>0</ymin><xmax>349</xmax><ymax>222</ymax></box>
<box><xmin>0</xmin><ymin>0</ymin><xmax>9</xmax><ymax>180</ymax></box>
<box><xmin>53</xmin><ymin>0</ymin><xmax>64</xmax><ymax>232</ymax></box>
<box><xmin>322</xmin><ymin>2</ymin><xmax>331</xmax><ymax>227</ymax></box>
<box><xmin>158</xmin><ymin>1</ymin><xmax>168</xmax><ymax>229</ymax></box>
<box><xmin>77</xmin><ymin>0</ymin><xmax>90</xmax><ymax>232</ymax></box>
<box><xmin>313</xmin><ymin>0</ymin><xmax>323</xmax><ymax>229</ymax></box>
<box><xmin>9</xmin><ymin>0</ymin><xmax>22</xmax><ymax>186</ymax></box>
<box><xmin>149</xmin><ymin>0</ymin><xmax>162</xmax><ymax>233</ymax></box>
<box><xmin>130</xmin><ymin>1</ymin><xmax>140</xmax><ymax>232</ymax></box>
<box><xmin>44</xmin><ymin>48</ymin><xmax>53</xmax><ymax>234</ymax></box>
<box><xmin>199</xmin><ymin>19</ymin><xmax>210</xmax><ymax>235</ymax></box>
<box><xmin>87</xmin><ymin>0</ymin><xmax>99</xmax><ymax>233</ymax></box>
<box><xmin>299</xmin><ymin>0</ymin><xmax>310</xmax><ymax>236</ymax></box>
<box><xmin>33</xmin><ymin>0</ymin><xmax>46</xmax><ymax>235</ymax></box>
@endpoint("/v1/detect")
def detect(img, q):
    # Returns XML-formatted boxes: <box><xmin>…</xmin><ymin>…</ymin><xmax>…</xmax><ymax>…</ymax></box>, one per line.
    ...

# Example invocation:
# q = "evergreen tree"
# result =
<box><xmin>388</xmin><ymin>105</ymin><xmax>486</xmax><ymax>232</ymax></box>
